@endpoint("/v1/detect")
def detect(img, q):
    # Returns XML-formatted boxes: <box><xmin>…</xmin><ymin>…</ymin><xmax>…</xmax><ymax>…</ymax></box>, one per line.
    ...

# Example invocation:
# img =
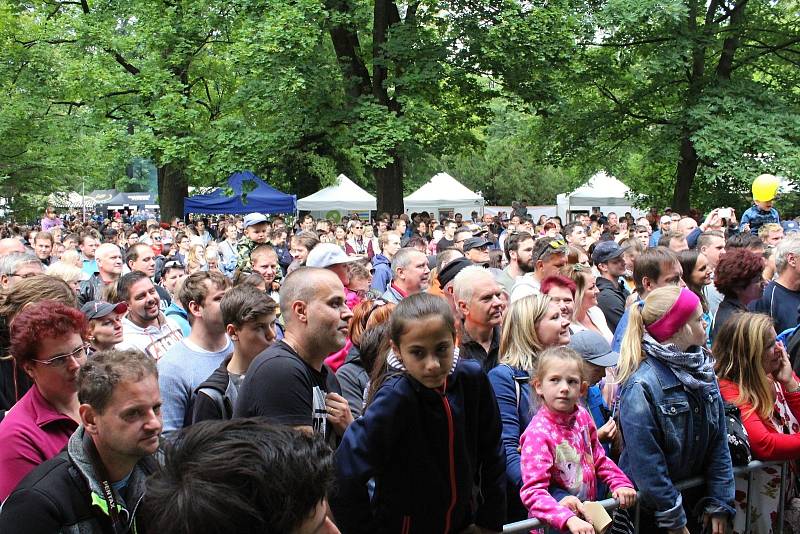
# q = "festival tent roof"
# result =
<box><xmin>47</xmin><ymin>191</ymin><xmax>95</xmax><ymax>208</ymax></box>
<box><xmin>297</xmin><ymin>174</ymin><xmax>376</xmax><ymax>211</ymax></box>
<box><xmin>106</xmin><ymin>191</ymin><xmax>159</xmax><ymax>210</ymax></box>
<box><xmin>403</xmin><ymin>172</ymin><xmax>484</xmax><ymax>210</ymax></box>
<box><xmin>559</xmin><ymin>171</ymin><xmax>633</xmax><ymax>207</ymax></box>
<box><xmin>87</xmin><ymin>189</ymin><xmax>119</xmax><ymax>207</ymax></box>
<box><xmin>183</xmin><ymin>171</ymin><xmax>297</xmax><ymax>215</ymax></box>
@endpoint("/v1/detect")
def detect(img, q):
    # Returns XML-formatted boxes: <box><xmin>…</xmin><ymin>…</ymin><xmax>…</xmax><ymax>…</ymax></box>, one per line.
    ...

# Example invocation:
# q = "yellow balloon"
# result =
<box><xmin>752</xmin><ymin>174</ymin><xmax>780</xmax><ymax>202</ymax></box>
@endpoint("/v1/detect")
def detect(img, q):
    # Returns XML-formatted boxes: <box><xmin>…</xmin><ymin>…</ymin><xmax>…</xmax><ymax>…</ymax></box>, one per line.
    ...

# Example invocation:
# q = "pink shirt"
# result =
<box><xmin>0</xmin><ymin>385</ymin><xmax>78</xmax><ymax>500</ymax></box>
<box><xmin>519</xmin><ymin>404</ymin><xmax>632</xmax><ymax>531</ymax></box>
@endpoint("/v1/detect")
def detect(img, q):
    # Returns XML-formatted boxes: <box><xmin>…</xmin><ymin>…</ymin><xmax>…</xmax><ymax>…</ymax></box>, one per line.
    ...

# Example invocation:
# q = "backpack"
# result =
<box><xmin>195</xmin><ymin>385</ymin><xmax>233</xmax><ymax>421</ymax></box>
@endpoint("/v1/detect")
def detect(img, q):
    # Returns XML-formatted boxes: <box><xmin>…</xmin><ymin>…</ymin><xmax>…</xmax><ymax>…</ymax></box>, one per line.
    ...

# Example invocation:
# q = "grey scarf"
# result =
<box><xmin>642</xmin><ymin>333</ymin><xmax>717</xmax><ymax>395</ymax></box>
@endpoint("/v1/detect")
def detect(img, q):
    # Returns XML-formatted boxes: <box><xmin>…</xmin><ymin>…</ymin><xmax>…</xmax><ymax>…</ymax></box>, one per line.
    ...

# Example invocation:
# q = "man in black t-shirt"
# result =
<box><xmin>234</xmin><ymin>268</ymin><xmax>354</xmax><ymax>445</ymax></box>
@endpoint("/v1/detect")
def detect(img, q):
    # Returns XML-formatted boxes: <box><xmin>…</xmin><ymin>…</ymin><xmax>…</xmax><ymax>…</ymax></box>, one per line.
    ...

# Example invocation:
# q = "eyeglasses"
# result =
<box><xmin>33</xmin><ymin>343</ymin><xmax>89</xmax><ymax>367</ymax></box>
<box><xmin>152</xmin><ymin>236</ymin><xmax>162</xmax><ymax>241</ymax></box>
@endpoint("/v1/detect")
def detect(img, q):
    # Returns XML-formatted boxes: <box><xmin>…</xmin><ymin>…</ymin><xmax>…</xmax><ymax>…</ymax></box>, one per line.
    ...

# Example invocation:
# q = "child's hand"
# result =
<box><xmin>559</xmin><ymin>495</ymin><xmax>586</xmax><ymax>517</ymax></box>
<box><xmin>565</xmin><ymin>516</ymin><xmax>595</xmax><ymax>534</ymax></box>
<box><xmin>612</xmin><ymin>487</ymin><xmax>637</xmax><ymax>509</ymax></box>
<box><xmin>597</xmin><ymin>418</ymin><xmax>617</xmax><ymax>442</ymax></box>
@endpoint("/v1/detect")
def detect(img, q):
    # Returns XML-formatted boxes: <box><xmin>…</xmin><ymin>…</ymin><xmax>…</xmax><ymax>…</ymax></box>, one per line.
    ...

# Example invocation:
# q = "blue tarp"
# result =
<box><xmin>183</xmin><ymin>171</ymin><xmax>297</xmax><ymax>215</ymax></box>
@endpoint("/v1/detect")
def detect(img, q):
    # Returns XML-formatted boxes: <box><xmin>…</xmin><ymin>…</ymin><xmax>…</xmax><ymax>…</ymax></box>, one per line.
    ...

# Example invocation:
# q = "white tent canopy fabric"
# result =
<box><xmin>556</xmin><ymin>171</ymin><xmax>645</xmax><ymax>220</ymax></box>
<box><xmin>297</xmin><ymin>174</ymin><xmax>376</xmax><ymax>211</ymax></box>
<box><xmin>47</xmin><ymin>191</ymin><xmax>95</xmax><ymax>208</ymax></box>
<box><xmin>563</xmin><ymin>172</ymin><xmax>633</xmax><ymax>206</ymax></box>
<box><xmin>404</xmin><ymin>172</ymin><xmax>484</xmax><ymax>210</ymax></box>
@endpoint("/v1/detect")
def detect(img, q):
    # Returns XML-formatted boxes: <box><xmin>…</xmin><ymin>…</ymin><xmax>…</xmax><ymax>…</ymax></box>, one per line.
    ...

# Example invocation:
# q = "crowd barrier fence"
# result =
<box><xmin>502</xmin><ymin>460</ymin><xmax>787</xmax><ymax>533</ymax></box>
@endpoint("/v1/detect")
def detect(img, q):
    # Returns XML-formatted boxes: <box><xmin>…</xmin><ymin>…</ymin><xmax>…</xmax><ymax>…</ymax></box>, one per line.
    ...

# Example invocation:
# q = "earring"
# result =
<box><xmin>88</xmin><ymin>336</ymin><xmax>95</xmax><ymax>341</ymax></box>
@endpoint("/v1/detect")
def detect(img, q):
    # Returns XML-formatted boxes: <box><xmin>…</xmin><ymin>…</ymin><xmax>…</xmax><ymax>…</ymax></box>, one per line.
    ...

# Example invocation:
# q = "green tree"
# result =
<box><xmin>484</xmin><ymin>0</ymin><xmax>800</xmax><ymax>212</ymax></box>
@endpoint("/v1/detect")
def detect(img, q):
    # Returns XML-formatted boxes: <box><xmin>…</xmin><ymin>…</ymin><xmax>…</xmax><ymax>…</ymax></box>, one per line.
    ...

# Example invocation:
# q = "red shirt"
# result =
<box><xmin>0</xmin><ymin>385</ymin><xmax>78</xmax><ymax>500</ymax></box>
<box><xmin>718</xmin><ymin>378</ymin><xmax>800</xmax><ymax>461</ymax></box>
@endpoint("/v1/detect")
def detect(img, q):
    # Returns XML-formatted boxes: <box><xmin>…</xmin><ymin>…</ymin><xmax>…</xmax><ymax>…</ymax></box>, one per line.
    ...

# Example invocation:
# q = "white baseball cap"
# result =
<box><xmin>306</xmin><ymin>243</ymin><xmax>363</xmax><ymax>268</ymax></box>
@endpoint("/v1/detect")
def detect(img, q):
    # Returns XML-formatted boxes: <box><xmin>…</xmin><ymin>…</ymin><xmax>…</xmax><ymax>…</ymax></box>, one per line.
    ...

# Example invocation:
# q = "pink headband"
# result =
<box><xmin>646</xmin><ymin>288</ymin><xmax>701</xmax><ymax>343</ymax></box>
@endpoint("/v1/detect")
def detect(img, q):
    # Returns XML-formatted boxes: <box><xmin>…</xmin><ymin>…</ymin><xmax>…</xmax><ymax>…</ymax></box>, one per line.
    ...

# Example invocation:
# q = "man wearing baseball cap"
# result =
<box><xmin>306</xmin><ymin>243</ymin><xmax>363</xmax><ymax>308</ymax></box>
<box><xmin>649</xmin><ymin>214</ymin><xmax>673</xmax><ymax>247</ymax></box>
<box><xmin>463</xmin><ymin>236</ymin><xmax>492</xmax><ymax>266</ymax></box>
<box><xmin>592</xmin><ymin>240</ymin><xmax>629</xmax><ymax>332</ymax></box>
<box><xmin>81</xmin><ymin>300</ymin><xmax>128</xmax><ymax>354</ymax></box>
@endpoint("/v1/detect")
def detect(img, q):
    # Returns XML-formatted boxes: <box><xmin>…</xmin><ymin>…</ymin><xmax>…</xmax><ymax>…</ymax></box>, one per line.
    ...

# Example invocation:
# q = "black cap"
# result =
<box><xmin>463</xmin><ymin>236</ymin><xmax>492</xmax><ymax>252</ymax></box>
<box><xmin>591</xmin><ymin>240</ymin><xmax>625</xmax><ymax>264</ymax></box>
<box><xmin>437</xmin><ymin>257</ymin><xmax>472</xmax><ymax>287</ymax></box>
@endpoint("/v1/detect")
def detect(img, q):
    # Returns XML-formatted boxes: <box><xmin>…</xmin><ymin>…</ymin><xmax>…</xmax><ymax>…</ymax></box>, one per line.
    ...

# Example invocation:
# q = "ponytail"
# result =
<box><xmin>615</xmin><ymin>285</ymin><xmax>684</xmax><ymax>384</ymax></box>
<box><xmin>616</xmin><ymin>303</ymin><xmax>645</xmax><ymax>384</ymax></box>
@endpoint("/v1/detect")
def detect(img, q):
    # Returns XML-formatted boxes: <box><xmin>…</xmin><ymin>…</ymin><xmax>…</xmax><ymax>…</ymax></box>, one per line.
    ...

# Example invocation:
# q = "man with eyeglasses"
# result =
<box><xmin>0</xmin><ymin>252</ymin><xmax>44</xmax><ymax>289</ymax></box>
<box><xmin>510</xmin><ymin>237</ymin><xmax>568</xmax><ymax>302</ymax></box>
<box><xmin>0</xmin><ymin>349</ymin><xmax>162</xmax><ymax>534</ymax></box>
<box><xmin>78</xmin><ymin>243</ymin><xmax>124</xmax><ymax>306</ymax></box>
<box><xmin>463</xmin><ymin>236</ymin><xmax>492</xmax><ymax>266</ymax></box>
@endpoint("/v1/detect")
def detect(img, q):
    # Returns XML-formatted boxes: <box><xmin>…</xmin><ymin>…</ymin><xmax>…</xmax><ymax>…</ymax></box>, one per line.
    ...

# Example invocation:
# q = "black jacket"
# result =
<box><xmin>331</xmin><ymin>356</ymin><xmax>506</xmax><ymax>534</ymax></box>
<box><xmin>0</xmin><ymin>427</ymin><xmax>158</xmax><ymax>534</ymax></box>
<box><xmin>595</xmin><ymin>276</ymin><xmax>629</xmax><ymax>332</ymax></box>
<box><xmin>78</xmin><ymin>273</ymin><xmax>110</xmax><ymax>307</ymax></box>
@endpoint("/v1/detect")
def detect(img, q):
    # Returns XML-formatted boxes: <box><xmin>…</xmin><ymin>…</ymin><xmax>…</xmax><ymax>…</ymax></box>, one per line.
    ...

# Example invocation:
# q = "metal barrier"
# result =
<box><xmin>502</xmin><ymin>460</ymin><xmax>788</xmax><ymax>533</ymax></box>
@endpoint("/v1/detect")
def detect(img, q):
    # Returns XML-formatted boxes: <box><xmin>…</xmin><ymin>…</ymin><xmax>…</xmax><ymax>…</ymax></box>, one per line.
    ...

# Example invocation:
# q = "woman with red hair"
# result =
<box><xmin>0</xmin><ymin>301</ymin><xmax>88</xmax><ymax>500</ymax></box>
<box><xmin>710</xmin><ymin>248</ymin><xmax>766</xmax><ymax>342</ymax></box>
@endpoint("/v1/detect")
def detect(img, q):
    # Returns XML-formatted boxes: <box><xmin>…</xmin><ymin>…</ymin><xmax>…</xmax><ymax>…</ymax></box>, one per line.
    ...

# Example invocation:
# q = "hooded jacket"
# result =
<box><xmin>330</xmin><ymin>355</ymin><xmax>506</xmax><ymax>534</ymax></box>
<box><xmin>371</xmin><ymin>254</ymin><xmax>392</xmax><ymax>293</ymax></box>
<box><xmin>0</xmin><ymin>426</ymin><xmax>158</xmax><ymax>534</ymax></box>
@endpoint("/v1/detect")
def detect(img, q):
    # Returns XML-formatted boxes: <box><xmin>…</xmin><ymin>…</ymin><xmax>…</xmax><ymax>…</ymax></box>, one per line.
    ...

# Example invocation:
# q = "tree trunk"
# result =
<box><xmin>158</xmin><ymin>162</ymin><xmax>188</xmax><ymax>222</ymax></box>
<box><xmin>374</xmin><ymin>152</ymin><xmax>404</xmax><ymax>214</ymax></box>
<box><xmin>673</xmin><ymin>131</ymin><xmax>698</xmax><ymax>213</ymax></box>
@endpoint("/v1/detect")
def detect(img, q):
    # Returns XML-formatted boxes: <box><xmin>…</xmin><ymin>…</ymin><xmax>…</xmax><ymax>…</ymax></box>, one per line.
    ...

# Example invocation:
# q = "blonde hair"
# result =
<box><xmin>616</xmin><ymin>285</ymin><xmax>683</xmax><ymax>384</ymax></box>
<box><xmin>60</xmin><ymin>249</ymin><xmax>82</xmax><ymax>269</ymax></box>
<box><xmin>560</xmin><ymin>264</ymin><xmax>591</xmax><ymax>320</ymax></box>
<box><xmin>713</xmin><ymin>312</ymin><xmax>776</xmax><ymax>420</ymax></box>
<box><xmin>46</xmin><ymin>262</ymin><xmax>84</xmax><ymax>285</ymax></box>
<box><xmin>534</xmin><ymin>346</ymin><xmax>585</xmax><ymax>384</ymax></box>
<box><xmin>498</xmin><ymin>294</ymin><xmax>552</xmax><ymax>370</ymax></box>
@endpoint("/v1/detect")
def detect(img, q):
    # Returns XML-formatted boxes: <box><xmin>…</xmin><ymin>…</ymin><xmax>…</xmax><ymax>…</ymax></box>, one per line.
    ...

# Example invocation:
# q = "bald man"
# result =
<box><xmin>234</xmin><ymin>268</ymin><xmax>354</xmax><ymax>446</ymax></box>
<box><xmin>0</xmin><ymin>239</ymin><xmax>25</xmax><ymax>257</ymax></box>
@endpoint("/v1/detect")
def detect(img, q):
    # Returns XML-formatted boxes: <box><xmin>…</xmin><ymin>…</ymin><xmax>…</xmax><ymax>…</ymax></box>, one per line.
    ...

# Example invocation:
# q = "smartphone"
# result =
<box><xmin>719</xmin><ymin>208</ymin><xmax>731</xmax><ymax>219</ymax></box>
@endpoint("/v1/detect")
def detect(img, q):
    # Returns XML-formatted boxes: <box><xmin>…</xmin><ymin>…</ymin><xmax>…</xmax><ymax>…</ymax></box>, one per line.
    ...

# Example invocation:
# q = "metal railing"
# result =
<box><xmin>503</xmin><ymin>460</ymin><xmax>788</xmax><ymax>533</ymax></box>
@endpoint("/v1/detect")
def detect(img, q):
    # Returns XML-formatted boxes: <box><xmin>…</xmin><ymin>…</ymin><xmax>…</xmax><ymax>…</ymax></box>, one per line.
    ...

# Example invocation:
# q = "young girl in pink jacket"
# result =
<box><xmin>519</xmin><ymin>347</ymin><xmax>637</xmax><ymax>534</ymax></box>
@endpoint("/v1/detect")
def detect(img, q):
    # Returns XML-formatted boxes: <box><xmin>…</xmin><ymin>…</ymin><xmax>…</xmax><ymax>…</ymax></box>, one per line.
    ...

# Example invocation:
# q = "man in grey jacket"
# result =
<box><xmin>0</xmin><ymin>349</ymin><xmax>162</xmax><ymax>534</ymax></box>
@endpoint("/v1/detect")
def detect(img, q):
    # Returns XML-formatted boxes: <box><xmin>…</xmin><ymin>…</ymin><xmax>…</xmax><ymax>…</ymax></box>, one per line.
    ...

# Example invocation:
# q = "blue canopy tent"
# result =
<box><xmin>183</xmin><ymin>171</ymin><xmax>297</xmax><ymax>215</ymax></box>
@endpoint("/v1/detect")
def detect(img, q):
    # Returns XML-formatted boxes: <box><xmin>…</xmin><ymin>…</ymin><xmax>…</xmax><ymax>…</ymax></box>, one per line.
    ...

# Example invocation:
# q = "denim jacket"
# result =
<box><xmin>619</xmin><ymin>357</ymin><xmax>735</xmax><ymax>530</ymax></box>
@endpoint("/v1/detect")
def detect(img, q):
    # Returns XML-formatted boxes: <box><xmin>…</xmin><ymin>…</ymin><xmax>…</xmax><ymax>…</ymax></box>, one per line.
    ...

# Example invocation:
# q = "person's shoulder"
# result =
<box><xmin>7</xmin><ymin>451</ymin><xmax>76</xmax><ymax>500</ymax></box>
<box><xmin>157</xmin><ymin>339</ymin><xmax>190</xmax><ymax>365</ymax></box>
<box><xmin>248</xmin><ymin>342</ymin><xmax>304</xmax><ymax>374</ymax></box>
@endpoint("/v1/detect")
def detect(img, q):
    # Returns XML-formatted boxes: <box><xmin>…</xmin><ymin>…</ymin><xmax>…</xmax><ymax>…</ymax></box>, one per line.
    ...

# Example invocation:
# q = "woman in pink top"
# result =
<box><xmin>0</xmin><ymin>301</ymin><xmax>88</xmax><ymax>500</ymax></box>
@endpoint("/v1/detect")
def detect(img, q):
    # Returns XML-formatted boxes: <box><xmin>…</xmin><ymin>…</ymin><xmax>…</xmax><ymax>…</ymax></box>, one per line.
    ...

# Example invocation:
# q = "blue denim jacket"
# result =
<box><xmin>619</xmin><ymin>357</ymin><xmax>735</xmax><ymax>530</ymax></box>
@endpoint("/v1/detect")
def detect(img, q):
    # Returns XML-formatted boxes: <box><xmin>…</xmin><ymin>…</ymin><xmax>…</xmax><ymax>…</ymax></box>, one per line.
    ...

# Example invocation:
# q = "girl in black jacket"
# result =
<box><xmin>331</xmin><ymin>293</ymin><xmax>506</xmax><ymax>534</ymax></box>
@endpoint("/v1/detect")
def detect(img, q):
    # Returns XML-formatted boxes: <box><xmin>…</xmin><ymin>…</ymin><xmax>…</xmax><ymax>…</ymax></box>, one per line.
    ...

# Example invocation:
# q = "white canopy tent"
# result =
<box><xmin>556</xmin><ymin>172</ymin><xmax>645</xmax><ymax>221</ymax></box>
<box><xmin>47</xmin><ymin>191</ymin><xmax>95</xmax><ymax>209</ymax></box>
<box><xmin>404</xmin><ymin>172</ymin><xmax>484</xmax><ymax>217</ymax></box>
<box><xmin>297</xmin><ymin>174</ymin><xmax>376</xmax><ymax>212</ymax></box>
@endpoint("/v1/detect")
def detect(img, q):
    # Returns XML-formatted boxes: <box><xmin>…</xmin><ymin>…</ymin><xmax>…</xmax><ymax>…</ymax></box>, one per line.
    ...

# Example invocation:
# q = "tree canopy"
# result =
<box><xmin>0</xmin><ymin>0</ymin><xmax>797</xmax><ymax>218</ymax></box>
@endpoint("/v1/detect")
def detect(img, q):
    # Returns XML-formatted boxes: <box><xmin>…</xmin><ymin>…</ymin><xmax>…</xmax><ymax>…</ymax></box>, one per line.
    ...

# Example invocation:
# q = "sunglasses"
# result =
<box><xmin>536</xmin><ymin>238</ymin><xmax>567</xmax><ymax>261</ymax></box>
<box><xmin>33</xmin><ymin>343</ymin><xmax>89</xmax><ymax>367</ymax></box>
<box><xmin>362</xmin><ymin>299</ymin><xmax>388</xmax><ymax>326</ymax></box>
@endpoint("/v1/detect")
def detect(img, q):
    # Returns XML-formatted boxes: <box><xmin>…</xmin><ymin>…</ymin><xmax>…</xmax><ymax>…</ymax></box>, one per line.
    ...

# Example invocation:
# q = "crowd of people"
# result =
<box><xmin>0</xmin><ymin>178</ymin><xmax>799</xmax><ymax>534</ymax></box>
